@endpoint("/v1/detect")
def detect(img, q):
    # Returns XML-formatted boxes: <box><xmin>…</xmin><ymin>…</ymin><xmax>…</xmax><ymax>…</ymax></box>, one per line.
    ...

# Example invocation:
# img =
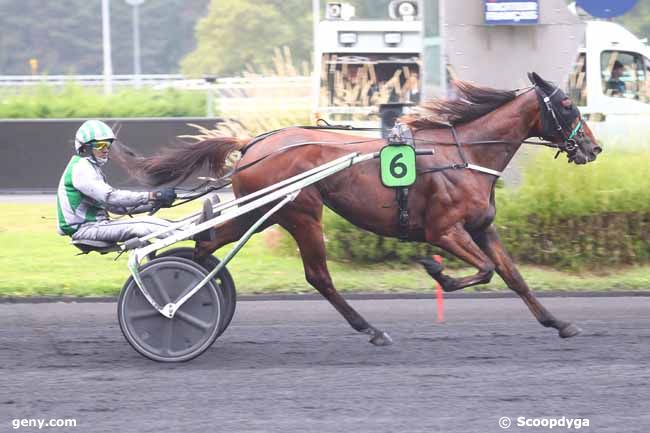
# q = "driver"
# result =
<box><xmin>606</xmin><ymin>60</ymin><xmax>626</xmax><ymax>96</ymax></box>
<box><xmin>56</xmin><ymin>120</ymin><xmax>179</xmax><ymax>243</ymax></box>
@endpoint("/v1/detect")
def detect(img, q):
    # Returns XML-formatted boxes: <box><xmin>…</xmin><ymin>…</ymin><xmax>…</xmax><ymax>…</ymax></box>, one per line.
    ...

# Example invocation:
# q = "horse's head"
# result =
<box><xmin>528</xmin><ymin>72</ymin><xmax>602</xmax><ymax>164</ymax></box>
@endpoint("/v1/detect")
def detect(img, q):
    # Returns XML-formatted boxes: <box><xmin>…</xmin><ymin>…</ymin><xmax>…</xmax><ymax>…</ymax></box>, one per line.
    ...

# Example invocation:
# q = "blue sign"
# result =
<box><xmin>576</xmin><ymin>0</ymin><xmax>638</xmax><ymax>18</ymax></box>
<box><xmin>484</xmin><ymin>0</ymin><xmax>539</xmax><ymax>26</ymax></box>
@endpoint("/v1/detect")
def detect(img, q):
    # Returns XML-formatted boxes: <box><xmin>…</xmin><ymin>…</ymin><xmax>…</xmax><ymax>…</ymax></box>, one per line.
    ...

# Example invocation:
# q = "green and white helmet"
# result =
<box><xmin>74</xmin><ymin>120</ymin><xmax>116</xmax><ymax>153</ymax></box>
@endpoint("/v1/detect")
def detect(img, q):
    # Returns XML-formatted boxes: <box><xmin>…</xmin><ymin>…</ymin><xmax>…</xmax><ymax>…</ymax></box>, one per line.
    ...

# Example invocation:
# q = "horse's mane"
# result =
<box><xmin>404</xmin><ymin>80</ymin><xmax>518</xmax><ymax>129</ymax></box>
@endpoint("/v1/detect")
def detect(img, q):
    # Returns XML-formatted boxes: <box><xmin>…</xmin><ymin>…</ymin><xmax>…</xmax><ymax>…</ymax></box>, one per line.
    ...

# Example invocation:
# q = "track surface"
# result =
<box><xmin>1</xmin><ymin>297</ymin><xmax>649</xmax><ymax>433</ymax></box>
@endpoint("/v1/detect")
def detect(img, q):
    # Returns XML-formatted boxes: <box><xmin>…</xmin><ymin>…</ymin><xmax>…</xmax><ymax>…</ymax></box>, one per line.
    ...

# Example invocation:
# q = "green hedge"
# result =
<box><xmin>0</xmin><ymin>84</ymin><xmax>206</xmax><ymax>118</ymax></box>
<box><xmin>278</xmin><ymin>150</ymin><xmax>650</xmax><ymax>270</ymax></box>
<box><xmin>494</xmin><ymin>150</ymin><xmax>650</xmax><ymax>269</ymax></box>
<box><xmin>496</xmin><ymin>212</ymin><xmax>650</xmax><ymax>269</ymax></box>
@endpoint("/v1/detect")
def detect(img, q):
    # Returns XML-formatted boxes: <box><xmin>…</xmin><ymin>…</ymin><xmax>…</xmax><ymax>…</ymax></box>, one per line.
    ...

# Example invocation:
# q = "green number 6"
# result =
<box><xmin>380</xmin><ymin>144</ymin><xmax>416</xmax><ymax>187</ymax></box>
<box><xmin>390</xmin><ymin>153</ymin><xmax>407</xmax><ymax>178</ymax></box>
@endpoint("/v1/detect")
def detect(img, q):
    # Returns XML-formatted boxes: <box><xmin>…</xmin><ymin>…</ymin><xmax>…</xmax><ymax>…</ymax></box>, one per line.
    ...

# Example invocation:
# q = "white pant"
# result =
<box><xmin>71</xmin><ymin>216</ymin><xmax>175</xmax><ymax>243</ymax></box>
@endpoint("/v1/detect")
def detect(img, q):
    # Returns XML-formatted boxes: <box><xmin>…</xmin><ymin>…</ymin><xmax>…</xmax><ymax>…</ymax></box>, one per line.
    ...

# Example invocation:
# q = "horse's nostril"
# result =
<box><xmin>593</xmin><ymin>146</ymin><xmax>603</xmax><ymax>155</ymax></box>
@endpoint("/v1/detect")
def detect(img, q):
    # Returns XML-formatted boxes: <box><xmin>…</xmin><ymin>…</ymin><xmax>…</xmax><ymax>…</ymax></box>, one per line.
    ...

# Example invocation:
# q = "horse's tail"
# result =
<box><xmin>112</xmin><ymin>136</ymin><xmax>245</xmax><ymax>186</ymax></box>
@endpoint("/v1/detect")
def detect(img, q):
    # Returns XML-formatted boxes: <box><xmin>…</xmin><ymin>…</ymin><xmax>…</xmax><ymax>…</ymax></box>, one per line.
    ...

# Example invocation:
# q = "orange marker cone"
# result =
<box><xmin>433</xmin><ymin>255</ymin><xmax>444</xmax><ymax>323</ymax></box>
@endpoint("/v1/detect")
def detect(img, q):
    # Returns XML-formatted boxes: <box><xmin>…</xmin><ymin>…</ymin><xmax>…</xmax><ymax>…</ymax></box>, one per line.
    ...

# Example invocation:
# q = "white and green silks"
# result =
<box><xmin>56</xmin><ymin>155</ymin><xmax>155</xmax><ymax>237</ymax></box>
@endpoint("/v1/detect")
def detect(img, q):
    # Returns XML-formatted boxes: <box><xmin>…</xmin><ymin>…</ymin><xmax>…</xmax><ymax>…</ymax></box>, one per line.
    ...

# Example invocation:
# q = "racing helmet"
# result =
<box><xmin>74</xmin><ymin>120</ymin><xmax>116</xmax><ymax>154</ymax></box>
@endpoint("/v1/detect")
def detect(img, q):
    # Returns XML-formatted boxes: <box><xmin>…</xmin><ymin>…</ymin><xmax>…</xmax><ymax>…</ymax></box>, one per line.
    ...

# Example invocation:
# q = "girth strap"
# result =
<box><xmin>388</xmin><ymin>122</ymin><xmax>415</xmax><ymax>240</ymax></box>
<box><xmin>396</xmin><ymin>188</ymin><xmax>409</xmax><ymax>240</ymax></box>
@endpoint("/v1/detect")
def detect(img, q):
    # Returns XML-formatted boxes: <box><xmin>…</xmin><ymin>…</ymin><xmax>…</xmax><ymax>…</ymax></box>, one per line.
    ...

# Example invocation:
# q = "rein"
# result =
<box><xmin>172</xmin><ymin>85</ymin><xmax>580</xmax><ymax>204</ymax></box>
<box><xmin>169</xmin><ymin>136</ymin><xmax>380</xmax><ymax>206</ymax></box>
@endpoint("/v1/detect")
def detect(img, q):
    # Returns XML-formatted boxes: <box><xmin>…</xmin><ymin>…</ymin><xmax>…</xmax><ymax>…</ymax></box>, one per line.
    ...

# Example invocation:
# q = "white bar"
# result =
<box><xmin>466</xmin><ymin>163</ymin><xmax>502</xmax><ymax>177</ymax></box>
<box><xmin>132</xmin><ymin>152</ymin><xmax>374</xmax><ymax>261</ymax></box>
<box><xmin>135</xmin><ymin>152</ymin><xmax>365</xmax><ymax>243</ymax></box>
<box><xmin>166</xmin><ymin>192</ymin><xmax>299</xmax><ymax>317</ymax></box>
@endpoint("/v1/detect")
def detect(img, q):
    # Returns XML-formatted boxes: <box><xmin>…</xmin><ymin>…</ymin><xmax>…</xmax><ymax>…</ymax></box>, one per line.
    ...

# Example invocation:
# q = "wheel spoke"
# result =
<box><xmin>129</xmin><ymin>308</ymin><xmax>161</xmax><ymax>320</ymax></box>
<box><xmin>174</xmin><ymin>277</ymin><xmax>205</xmax><ymax>303</ymax></box>
<box><xmin>175</xmin><ymin>310</ymin><xmax>213</xmax><ymax>331</ymax></box>
<box><xmin>150</xmin><ymin>273</ymin><xmax>171</xmax><ymax>304</ymax></box>
<box><xmin>162</xmin><ymin>318</ymin><xmax>174</xmax><ymax>356</ymax></box>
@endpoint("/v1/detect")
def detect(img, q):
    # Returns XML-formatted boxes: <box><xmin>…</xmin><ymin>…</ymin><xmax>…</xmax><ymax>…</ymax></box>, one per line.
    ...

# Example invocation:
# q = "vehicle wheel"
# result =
<box><xmin>118</xmin><ymin>257</ymin><xmax>223</xmax><ymax>362</ymax></box>
<box><xmin>154</xmin><ymin>247</ymin><xmax>236</xmax><ymax>336</ymax></box>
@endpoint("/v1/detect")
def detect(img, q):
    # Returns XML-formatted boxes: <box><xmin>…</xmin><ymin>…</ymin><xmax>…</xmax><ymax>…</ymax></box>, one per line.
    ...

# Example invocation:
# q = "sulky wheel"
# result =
<box><xmin>118</xmin><ymin>256</ymin><xmax>224</xmax><ymax>362</ymax></box>
<box><xmin>153</xmin><ymin>247</ymin><xmax>236</xmax><ymax>337</ymax></box>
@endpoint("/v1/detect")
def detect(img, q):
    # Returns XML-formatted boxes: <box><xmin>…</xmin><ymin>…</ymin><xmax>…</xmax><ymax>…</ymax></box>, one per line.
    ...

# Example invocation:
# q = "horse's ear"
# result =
<box><xmin>531</xmin><ymin>72</ymin><xmax>551</xmax><ymax>89</ymax></box>
<box><xmin>527</xmin><ymin>72</ymin><xmax>536</xmax><ymax>85</ymax></box>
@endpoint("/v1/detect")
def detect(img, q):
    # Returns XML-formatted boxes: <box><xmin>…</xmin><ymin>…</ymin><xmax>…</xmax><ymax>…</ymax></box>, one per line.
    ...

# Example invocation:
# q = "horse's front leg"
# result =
<box><xmin>473</xmin><ymin>225</ymin><xmax>581</xmax><ymax>338</ymax></box>
<box><xmin>420</xmin><ymin>223</ymin><xmax>496</xmax><ymax>292</ymax></box>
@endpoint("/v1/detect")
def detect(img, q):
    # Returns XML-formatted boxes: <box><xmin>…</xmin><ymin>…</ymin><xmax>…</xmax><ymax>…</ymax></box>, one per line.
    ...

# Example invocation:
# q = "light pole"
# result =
<box><xmin>102</xmin><ymin>0</ymin><xmax>113</xmax><ymax>95</ymax></box>
<box><xmin>125</xmin><ymin>0</ymin><xmax>146</xmax><ymax>88</ymax></box>
<box><xmin>312</xmin><ymin>0</ymin><xmax>320</xmax><ymax>121</ymax></box>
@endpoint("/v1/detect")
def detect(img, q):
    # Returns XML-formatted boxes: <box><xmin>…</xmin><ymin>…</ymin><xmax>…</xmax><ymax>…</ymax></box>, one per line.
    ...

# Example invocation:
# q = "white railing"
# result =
<box><xmin>0</xmin><ymin>74</ymin><xmax>184</xmax><ymax>88</ymax></box>
<box><xmin>0</xmin><ymin>74</ymin><xmax>313</xmax><ymax>90</ymax></box>
<box><xmin>0</xmin><ymin>74</ymin><xmax>314</xmax><ymax>119</ymax></box>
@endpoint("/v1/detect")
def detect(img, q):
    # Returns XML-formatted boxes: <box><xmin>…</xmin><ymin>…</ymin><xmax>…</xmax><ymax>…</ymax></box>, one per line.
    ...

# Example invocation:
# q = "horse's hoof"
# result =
<box><xmin>369</xmin><ymin>331</ymin><xmax>393</xmax><ymax>346</ymax></box>
<box><xmin>559</xmin><ymin>323</ymin><xmax>581</xmax><ymax>338</ymax></box>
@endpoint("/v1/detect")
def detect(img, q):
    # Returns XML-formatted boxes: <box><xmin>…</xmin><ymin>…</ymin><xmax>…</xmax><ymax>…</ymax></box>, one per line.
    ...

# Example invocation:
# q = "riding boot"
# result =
<box><xmin>211</xmin><ymin>193</ymin><xmax>221</xmax><ymax>217</ymax></box>
<box><xmin>193</xmin><ymin>198</ymin><xmax>217</xmax><ymax>242</ymax></box>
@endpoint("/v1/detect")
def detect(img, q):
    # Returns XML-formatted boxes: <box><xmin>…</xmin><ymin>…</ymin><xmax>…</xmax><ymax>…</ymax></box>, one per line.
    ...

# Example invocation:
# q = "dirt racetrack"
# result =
<box><xmin>1</xmin><ymin>296</ymin><xmax>649</xmax><ymax>433</ymax></box>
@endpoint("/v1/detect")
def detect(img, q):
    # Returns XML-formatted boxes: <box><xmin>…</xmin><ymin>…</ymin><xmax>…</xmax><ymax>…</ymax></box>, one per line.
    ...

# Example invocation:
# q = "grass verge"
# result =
<box><xmin>0</xmin><ymin>203</ymin><xmax>649</xmax><ymax>297</ymax></box>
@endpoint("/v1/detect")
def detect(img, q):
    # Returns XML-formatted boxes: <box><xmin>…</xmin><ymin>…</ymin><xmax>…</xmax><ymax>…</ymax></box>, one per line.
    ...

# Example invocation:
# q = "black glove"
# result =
<box><xmin>151</xmin><ymin>187</ymin><xmax>177</xmax><ymax>207</ymax></box>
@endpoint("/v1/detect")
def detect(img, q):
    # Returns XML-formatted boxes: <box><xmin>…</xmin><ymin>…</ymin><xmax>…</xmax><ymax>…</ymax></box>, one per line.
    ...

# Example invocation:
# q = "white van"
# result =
<box><xmin>568</xmin><ymin>20</ymin><xmax>650</xmax><ymax>148</ymax></box>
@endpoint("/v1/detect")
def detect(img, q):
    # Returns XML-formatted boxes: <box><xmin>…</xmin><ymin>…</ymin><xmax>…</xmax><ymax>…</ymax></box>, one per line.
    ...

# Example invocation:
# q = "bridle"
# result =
<box><xmin>534</xmin><ymin>85</ymin><xmax>585</xmax><ymax>160</ymax></box>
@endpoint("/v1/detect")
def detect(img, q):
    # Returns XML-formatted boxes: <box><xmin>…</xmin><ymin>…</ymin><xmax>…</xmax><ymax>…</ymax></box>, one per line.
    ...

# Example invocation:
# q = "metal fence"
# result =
<box><xmin>0</xmin><ymin>74</ymin><xmax>311</xmax><ymax>92</ymax></box>
<box><xmin>0</xmin><ymin>74</ymin><xmax>184</xmax><ymax>90</ymax></box>
<box><xmin>0</xmin><ymin>74</ymin><xmax>314</xmax><ymax>120</ymax></box>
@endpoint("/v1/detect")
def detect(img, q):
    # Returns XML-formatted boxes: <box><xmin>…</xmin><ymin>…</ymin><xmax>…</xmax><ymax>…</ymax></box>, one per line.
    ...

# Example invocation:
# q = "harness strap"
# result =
<box><xmin>568</xmin><ymin>119</ymin><xmax>583</xmax><ymax>141</ymax></box>
<box><xmin>396</xmin><ymin>188</ymin><xmax>409</xmax><ymax>240</ymax></box>
<box><xmin>543</xmin><ymin>95</ymin><xmax>563</xmax><ymax>133</ymax></box>
<box><xmin>387</xmin><ymin>122</ymin><xmax>416</xmax><ymax>240</ymax></box>
<box><xmin>240</xmin><ymin>123</ymin><xmax>383</xmax><ymax>155</ymax></box>
<box><xmin>450</xmin><ymin>126</ymin><xmax>469</xmax><ymax>166</ymax></box>
<box><xmin>428</xmin><ymin>125</ymin><xmax>502</xmax><ymax>177</ymax></box>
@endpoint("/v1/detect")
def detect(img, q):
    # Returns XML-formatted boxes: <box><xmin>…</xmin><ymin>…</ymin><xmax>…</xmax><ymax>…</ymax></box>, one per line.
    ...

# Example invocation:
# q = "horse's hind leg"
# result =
<box><xmin>474</xmin><ymin>225</ymin><xmax>581</xmax><ymax>338</ymax></box>
<box><xmin>280</xmin><ymin>208</ymin><xmax>393</xmax><ymax>346</ymax></box>
<box><xmin>421</xmin><ymin>223</ymin><xmax>496</xmax><ymax>292</ymax></box>
<box><xmin>194</xmin><ymin>212</ymin><xmax>270</xmax><ymax>259</ymax></box>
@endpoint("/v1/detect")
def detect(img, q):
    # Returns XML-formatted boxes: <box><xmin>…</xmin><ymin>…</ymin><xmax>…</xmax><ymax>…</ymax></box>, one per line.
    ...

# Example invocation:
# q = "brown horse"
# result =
<box><xmin>117</xmin><ymin>72</ymin><xmax>601</xmax><ymax>345</ymax></box>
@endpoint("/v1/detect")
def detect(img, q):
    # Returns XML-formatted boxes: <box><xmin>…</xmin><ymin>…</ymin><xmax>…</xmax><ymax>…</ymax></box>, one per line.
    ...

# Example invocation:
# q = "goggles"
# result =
<box><xmin>89</xmin><ymin>139</ymin><xmax>113</xmax><ymax>151</ymax></box>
